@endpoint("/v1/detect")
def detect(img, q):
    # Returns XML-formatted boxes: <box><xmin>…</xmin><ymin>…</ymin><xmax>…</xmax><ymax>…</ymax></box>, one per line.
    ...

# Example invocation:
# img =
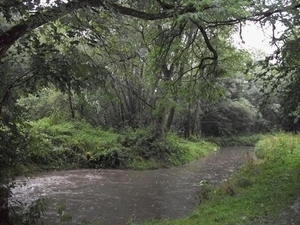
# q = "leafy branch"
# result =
<box><xmin>0</xmin><ymin>67</ymin><xmax>38</xmax><ymax>114</ymax></box>
<box><xmin>0</xmin><ymin>1</ymin><xmax>300</xmax><ymax>60</ymax></box>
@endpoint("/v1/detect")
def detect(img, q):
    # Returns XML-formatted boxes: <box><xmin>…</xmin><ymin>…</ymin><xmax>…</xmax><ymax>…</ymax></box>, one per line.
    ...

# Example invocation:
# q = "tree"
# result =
<box><xmin>255</xmin><ymin>27</ymin><xmax>300</xmax><ymax>131</ymax></box>
<box><xmin>1</xmin><ymin>0</ymin><xmax>300</xmax><ymax>61</ymax></box>
<box><xmin>1</xmin><ymin>0</ymin><xmax>300</xmax><ymax>222</ymax></box>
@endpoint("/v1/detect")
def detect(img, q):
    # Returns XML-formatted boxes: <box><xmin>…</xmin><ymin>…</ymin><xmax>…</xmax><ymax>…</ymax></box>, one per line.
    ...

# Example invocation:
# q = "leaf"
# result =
<box><xmin>70</xmin><ymin>40</ymin><xmax>80</xmax><ymax>45</ymax></box>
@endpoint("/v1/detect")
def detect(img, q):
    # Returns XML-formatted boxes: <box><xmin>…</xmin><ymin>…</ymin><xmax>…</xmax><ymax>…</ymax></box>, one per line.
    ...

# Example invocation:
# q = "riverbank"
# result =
<box><xmin>25</xmin><ymin>117</ymin><xmax>217</xmax><ymax>172</ymax></box>
<box><xmin>139</xmin><ymin>132</ymin><xmax>300</xmax><ymax>225</ymax></box>
<box><xmin>12</xmin><ymin>133</ymin><xmax>300</xmax><ymax>225</ymax></box>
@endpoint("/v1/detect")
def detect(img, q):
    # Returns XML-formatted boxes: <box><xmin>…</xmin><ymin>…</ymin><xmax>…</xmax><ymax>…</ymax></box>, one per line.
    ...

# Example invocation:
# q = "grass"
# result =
<box><xmin>137</xmin><ymin>132</ymin><xmax>300</xmax><ymax>225</ymax></box>
<box><xmin>167</xmin><ymin>134</ymin><xmax>218</xmax><ymax>166</ymax></box>
<box><xmin>26</xmin><ymin>116</ymin><xmax>217</xmax><ymax>171</ymax></box>
<box><xmin>27</xmin><ymin>116</ymin><xmax>121</xmax><ymax>170</ymax></box>
<box><xmin>21</xmin><ymin>117</ymin><xmax>300</xmax><ymax>225</ymax></box>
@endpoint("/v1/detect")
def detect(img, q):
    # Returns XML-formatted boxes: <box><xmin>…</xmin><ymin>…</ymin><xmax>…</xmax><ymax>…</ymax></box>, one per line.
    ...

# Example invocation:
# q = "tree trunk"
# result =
<box><xmin>183</xmin><ymin>106</ymin><xmax>193</xmax><ymax>138</ymax></box>
<box><xmin>166</xmin><ymin>106</ymin><xmax>175</xmax><ymax>131</ymax></box>
<box><xmin>0</xmin><ymin>187</ymin><xmax>10</xmax><ymax>225</ymax></box>
<box><xmin>190</xmin><ymin>101</ymin><xmax>200</xmax><ymax>135</ymax></box>
<box><xmin>153</xmin><ymin>113</ymin><xmax>166</xmax><ymax>140</ymax></box>
<box><xmin>67</xmin><ymin>85</ymin><xmax>75</xmax><ymax>119</ymax></box>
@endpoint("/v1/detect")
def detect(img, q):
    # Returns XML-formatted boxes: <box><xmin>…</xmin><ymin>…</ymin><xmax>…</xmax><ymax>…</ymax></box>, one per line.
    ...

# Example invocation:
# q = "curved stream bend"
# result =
<box><xmin>11</xmin><ymin>146</ymin><xmax>254</xmax><ymax>225</ymax></box>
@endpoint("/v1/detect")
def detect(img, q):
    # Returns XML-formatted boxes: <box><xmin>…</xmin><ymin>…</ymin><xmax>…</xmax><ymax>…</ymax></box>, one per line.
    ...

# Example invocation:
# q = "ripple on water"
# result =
<box><xmin>10</xmin><ymin>146</ymin><xmax>254</xmax><ymax>225</ymax></box>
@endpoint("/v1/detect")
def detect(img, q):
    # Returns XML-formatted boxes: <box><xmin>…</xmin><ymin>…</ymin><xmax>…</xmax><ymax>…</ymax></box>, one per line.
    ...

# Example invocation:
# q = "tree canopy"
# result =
<box><xmin>1</xmin><ymin>0</ymin><xmax>300</xmax><ymax>60</ymax></box>
<box><xmin>2</xmin><ymin>1</ymin><xmax>300</xmax><ymax>223</ymax></box>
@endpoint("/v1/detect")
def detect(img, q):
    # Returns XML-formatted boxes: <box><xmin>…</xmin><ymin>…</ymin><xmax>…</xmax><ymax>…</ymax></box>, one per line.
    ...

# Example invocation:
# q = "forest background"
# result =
<box><xmin>1</xmin><ymin>0</ymin><xmax>300</xmax><ymax>224</ymax></box>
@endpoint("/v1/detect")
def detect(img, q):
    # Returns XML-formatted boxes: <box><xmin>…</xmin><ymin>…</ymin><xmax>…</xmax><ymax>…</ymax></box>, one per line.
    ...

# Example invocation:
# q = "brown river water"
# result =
<box><xmin>11</xmin><ymin>146</ymin><xmax>254</xmax><ymax>225</ymax></box>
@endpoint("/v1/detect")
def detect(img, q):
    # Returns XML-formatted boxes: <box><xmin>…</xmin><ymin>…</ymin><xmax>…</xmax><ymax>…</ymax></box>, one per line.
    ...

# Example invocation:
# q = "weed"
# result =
<box><xmin>10</xmin><ymin>198</ymin><xmax>48</xmax><ymax>225</ymax></box>
<box><xmin>197</xmin><ymin>180</ymin><xmax>212</xmax><ymax>202</ymax></box>
<box><xmin>56</xmin><ymin>201</ymin><xmax>72</xmax><ymax>223</ymax></box>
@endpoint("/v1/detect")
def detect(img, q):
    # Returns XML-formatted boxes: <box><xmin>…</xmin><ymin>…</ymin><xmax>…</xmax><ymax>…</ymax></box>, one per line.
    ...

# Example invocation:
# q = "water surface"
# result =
<box><xmin>12</xmin><ymin>146</ymin><xmax>253</xmax><ymax>225</ymax></box>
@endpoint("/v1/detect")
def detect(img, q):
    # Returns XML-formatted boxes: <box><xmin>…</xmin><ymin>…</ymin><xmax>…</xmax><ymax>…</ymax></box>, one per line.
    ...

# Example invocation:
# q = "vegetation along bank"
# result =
<box><xmin>139</xmin><ymin>133</ymin><xmax>300</xmax><ymax>225</ymax></box>
<box><xmin>1</xmin><ymin>0</ymin><xmax>300</xmax><ymax>224</ymax></box>
<box><xmin>23</xmin><ymin>116</ymin><xmax>218</xmax><ymax>172</ymax></box>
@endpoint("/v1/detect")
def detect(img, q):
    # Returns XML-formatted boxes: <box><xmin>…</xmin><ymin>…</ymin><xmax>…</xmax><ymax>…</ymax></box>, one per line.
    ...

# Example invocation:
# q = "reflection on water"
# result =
<box><xmin>11</xmin><ymin>146</ymin><xmax>253</xmax><ymax>225</ymax></box>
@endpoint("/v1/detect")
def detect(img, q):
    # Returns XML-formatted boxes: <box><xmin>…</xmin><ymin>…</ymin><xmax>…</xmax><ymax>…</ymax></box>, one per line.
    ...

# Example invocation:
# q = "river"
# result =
<box><xmin>11</xmin><ymin>146</ymin><xmax>254</xmax><ymax>225</ymax></box>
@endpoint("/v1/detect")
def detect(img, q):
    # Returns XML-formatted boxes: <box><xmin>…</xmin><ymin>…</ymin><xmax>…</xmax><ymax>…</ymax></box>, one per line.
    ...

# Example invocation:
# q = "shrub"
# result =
<box><xmin>255</xmin><ymin>132</ymin><xmax>300</xmax><ymax>161</ymax></box>
<box><xmin>25</xmin><ymin>117</ymin><xmax>217</xmax><ymax>171</ymax></box>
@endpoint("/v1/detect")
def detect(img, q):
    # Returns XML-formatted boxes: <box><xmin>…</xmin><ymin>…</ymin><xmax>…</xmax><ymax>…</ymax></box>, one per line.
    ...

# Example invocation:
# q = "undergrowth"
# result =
<box><xmin>26</xmin><ymin>116</ymin><xmax>216</xmax><ymax>171</ymax></box>
<box><xmin>138</xmin><ymin>132</ymin><xmax>300</xmax><ymax>225</ymax></box>
<box><xmin>207</xmin><ymin>134</ymin><xmax>262</xmax><ymax>147</ymax></box>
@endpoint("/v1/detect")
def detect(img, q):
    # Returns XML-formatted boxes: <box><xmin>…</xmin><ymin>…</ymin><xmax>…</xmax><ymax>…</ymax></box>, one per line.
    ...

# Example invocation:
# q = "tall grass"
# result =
<box><xmin>27</xmin><ymin>116</ymin><xmax>121</xmax><ymax>170</ymax></box>
<box><xmin>167</xmin><ymin>133</ymin><xmax>217</xmax><ymax>166</ymax></box>
<box><xmin>26</xmin><ymin>117</ymin><xmax>217</xmax><ymax>171</ymax></box>
<box><xmin>255</xmin><ymin>132</ymin><xmax>300</xmax><ymax>161</ymax></box>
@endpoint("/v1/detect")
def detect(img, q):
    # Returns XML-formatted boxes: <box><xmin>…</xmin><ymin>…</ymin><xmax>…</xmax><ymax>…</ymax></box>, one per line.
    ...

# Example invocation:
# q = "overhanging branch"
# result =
<box><xmin>0</xmin><ymin>0</ymin><xmax>196</xmax><ymax>60</ymax></box>
<box><xmin>0</xmin><ymin>1</ymin><xmax>299</xmax><ymax>60</ymax></box>
<box><xmin>191</xmin><ymin>19</ymin><xmax>218</xmax><ymax>68</ymax></box>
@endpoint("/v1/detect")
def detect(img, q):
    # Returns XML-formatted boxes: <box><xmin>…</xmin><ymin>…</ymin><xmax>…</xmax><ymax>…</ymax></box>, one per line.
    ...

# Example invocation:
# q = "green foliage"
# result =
<box><xmin>0</xmin><ymin>120</ymin><xmax>31</xmax><ymax>182</ymax></box>
<box><xmin>25</xmin><ymin>117</ymin><xmax>216</xmax><ymax>171</ymax></box>
<box><xmin>119</xmin><ymin>127</ymin><xmax>216</xmax><ymax>169</ymax></box>
<box><xmin>120</xmin><ymin>128</ymin><xmax>164</xmax><ymax>159</ymax></box>
<box><xmin>252</xmin><ymin>28</ymin><xmax>300</xmax><ymax>132</ymax></box>
<box><xmin>56</xmin><ymin>201</ymin><xmax>73</xmax><ymax>223</ymax></box>
<box><xmin>10</xmin><ymin>198</ymin><xmax>48</xmax><ymax>225</ymax></box>
<box><xmin>197</xmin><ymin>180</ymin><xmax>213</xmax><ymax>202</ymax></box>
<box><xmin>27</xmin><ymin>116</ymin><xmax>122</xmax><ymax>170</ymax></box>
<box><xmin>209</xmin><ymin>134</ymin><xmax>262</xmax><ymax>147</ymax></box>
<box><xmin>1</xmin><ymin>0</ymin><xmax>300</xmax><ymax>224</ymax></box>
<box><xmin>167</xmin><ymin>134</ymin><xmax>217</xmax><ymax>165</ymax></box>
<box><xmin>255</xmin><ymin>132</ymin><xmax>300</xmax><ymax>161</ymax></box>
<box><xmin>17</xmin><ymin>88</ymin><xmax>69</xmax><ymax>120</ymax></box>
<box><xmin>140</xmin><ymin>133</ymin><xmax>300</xmax><ymax>225</ymax></box>
<box><xmin>201</xmin><ymin>98</ymin><xmax>267</xmax><ymax>137</ymax></box>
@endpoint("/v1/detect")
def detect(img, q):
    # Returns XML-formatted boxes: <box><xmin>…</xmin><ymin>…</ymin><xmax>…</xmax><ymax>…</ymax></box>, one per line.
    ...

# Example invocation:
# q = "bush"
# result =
<box><xmin>208</xmin><ymin>134</ymin><xmax>262</xmax><ymax>147</ymax></box>
<box><xmin>201</xmin><ymin>99</ymin><xmax>266</xmax><ymax>137</ymax></box>
<box><xmin>25</xmin><ymin>117</ymin><xmax>217</xmax><ymax>171</ymax></box>
<box><xmin>255</xmin><ymin>132</ymin><xmax>300</xmax><ymax>161</ymax></box>
<box><xmin>118</xmin><ymin>128</ymin><xmax>217</xmax><ymax>169</ymax></box>
<box><xmin>26</xmin><ymin>117</ymin><xmax>122</xmax><ymax>170</ymax></box>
